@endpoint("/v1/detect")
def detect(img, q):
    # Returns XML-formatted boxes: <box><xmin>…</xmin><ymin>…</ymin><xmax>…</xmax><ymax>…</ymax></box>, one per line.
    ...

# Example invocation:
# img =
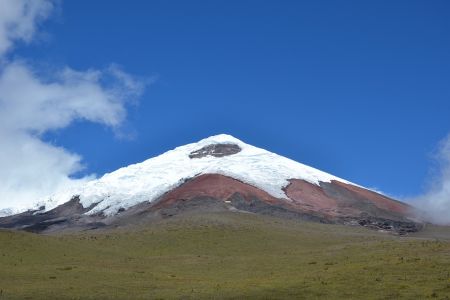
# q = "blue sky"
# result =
<box><xmin>4</xmin><ymin>0</ymin><xmax>450</xmax><ymax>202</ymax></box>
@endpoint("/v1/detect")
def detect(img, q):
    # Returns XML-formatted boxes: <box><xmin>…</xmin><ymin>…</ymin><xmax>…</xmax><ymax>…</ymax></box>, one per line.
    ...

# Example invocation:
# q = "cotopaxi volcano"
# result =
<box><xmin>0</xmin><ymin>134</ymin><xmax>422</xmax><ymax>234</ymax></box>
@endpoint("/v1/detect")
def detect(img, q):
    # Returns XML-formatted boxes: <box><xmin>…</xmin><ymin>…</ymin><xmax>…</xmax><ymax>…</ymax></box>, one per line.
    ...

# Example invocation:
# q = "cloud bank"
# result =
<box><xmin>0</xmin><ymin>0</ymin><xmax>144</xmax><ymax>214</ymax></box>
<box><xmin>412</xmin><ymin>134</ymin><xmax>450</xmax><ymax>225</ymax></box>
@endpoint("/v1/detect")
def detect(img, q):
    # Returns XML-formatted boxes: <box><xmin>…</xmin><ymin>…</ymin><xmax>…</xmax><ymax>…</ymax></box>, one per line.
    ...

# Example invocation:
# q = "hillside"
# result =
<box><xmin>0</xmin><ymin>212</ymin><xmax>449</xmax><ymax>299</ymax></box>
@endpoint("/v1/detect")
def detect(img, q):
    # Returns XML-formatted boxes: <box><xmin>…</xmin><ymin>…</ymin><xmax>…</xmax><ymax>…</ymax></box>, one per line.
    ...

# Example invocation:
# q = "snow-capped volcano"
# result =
<box><xmin>0</xmin><ymin>134</ymin><xmax>422</xmax><ymax>234</ymax></box>
<box><xmin>41</xmin><ymin>134</ymin><xmax>351</xmax><ymax>216</ymax></box>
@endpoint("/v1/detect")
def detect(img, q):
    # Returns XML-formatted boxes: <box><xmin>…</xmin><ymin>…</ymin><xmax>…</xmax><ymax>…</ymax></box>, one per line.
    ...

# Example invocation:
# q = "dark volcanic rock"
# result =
<box><xmin>229</xmin><ymin>193</ymin><xmax>328</xmax><ymax>223</ymax></box>
<box><xmin>354</xmin><ymin>217</ymin><xmax>422</xmax><ymax>235</ymax></box>
<box><xmin>0</xmin><ymin>196</ymin><xmax>83</xmax><ymax>228</ymax></box>
<box><xmin>189</xmin><ymin>143</ymin><xmax>241</xmax><ymax>159</ymax></box>
<box><xmin>158</xmin><ymin>197</ymin><xmax>229</xmax><ymax>218</ymax></box>
<box><xmin>0</xmin><ymin>196</ymin><xmax>102</xmax><ymax>233</ymax></box>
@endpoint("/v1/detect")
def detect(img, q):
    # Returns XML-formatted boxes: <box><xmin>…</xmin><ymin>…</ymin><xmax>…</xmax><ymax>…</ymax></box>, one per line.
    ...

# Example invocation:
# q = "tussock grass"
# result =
<box><xmin>0</xmin><ymin>212</ymin><xmax>449</xmax><ymax>299</ymax></box>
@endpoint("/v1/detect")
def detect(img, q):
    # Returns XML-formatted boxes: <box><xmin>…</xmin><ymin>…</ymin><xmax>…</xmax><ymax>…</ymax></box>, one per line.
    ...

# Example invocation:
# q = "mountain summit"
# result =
<box><xmin>0</xmin><ymin>134</ymin><xmax>422</xmax><ymax>234</ymax></box>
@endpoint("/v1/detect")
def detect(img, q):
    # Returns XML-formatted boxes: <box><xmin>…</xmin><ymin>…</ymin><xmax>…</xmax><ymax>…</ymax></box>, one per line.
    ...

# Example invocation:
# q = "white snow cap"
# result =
<box><xmin>18</xmin><ymin>134</ymin><xmax>353</xmax><ymax>216</ymax></box>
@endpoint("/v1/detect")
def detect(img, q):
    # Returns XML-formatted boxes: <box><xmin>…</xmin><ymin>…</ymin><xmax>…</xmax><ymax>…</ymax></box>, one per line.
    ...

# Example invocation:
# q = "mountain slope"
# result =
<box><xmin>1</xmin><ymin>212</ymin><xmax>448</xmax><ymax>299</ymax></box>
<box><xmin>0</xmin><ymin>134</ymin><xmax>422</xmax><ymax>234</ymax></box>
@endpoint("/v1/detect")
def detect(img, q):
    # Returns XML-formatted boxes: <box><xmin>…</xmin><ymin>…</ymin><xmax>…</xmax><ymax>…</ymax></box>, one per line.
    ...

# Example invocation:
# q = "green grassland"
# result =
<box><xmin>0</xmin><ymin>212</ymin><xmax>450</xmax><ymax>299</ymax></box>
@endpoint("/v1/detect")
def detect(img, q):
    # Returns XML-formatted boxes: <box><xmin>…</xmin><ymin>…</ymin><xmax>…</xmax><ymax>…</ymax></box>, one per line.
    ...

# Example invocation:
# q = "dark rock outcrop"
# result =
<box><xmin>189</xmin><ymin>143</ymin><xmax>241</xmax><ymax>159</ymax></box>
<box><xmin>0</xmin><ymin>196</ymin><xmax>103</xmax><ymax>233</ymax></box>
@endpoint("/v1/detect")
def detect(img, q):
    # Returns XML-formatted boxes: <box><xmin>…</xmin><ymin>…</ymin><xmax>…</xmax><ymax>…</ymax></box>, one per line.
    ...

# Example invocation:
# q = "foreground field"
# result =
<box><xmin>0</xmin><ymin>212</ymin><xmax>450</xmax><ymax>299</ymax></box>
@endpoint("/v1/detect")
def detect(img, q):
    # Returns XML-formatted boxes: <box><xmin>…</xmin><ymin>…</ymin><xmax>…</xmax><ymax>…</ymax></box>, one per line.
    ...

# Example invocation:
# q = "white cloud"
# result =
<box><xmin>0</xmin><ymin>1</ymin><xmax>145</xmax><ymax>213</ymax></box>
<box><xmin>0</xmin><ymin>62</ymin><xmax>126</xmax><ymax>131</ymax></box>
<box><xmin>412</xmin><ymin>134</ymin><xmax>450</xmax><ymax>225</ymax></box>
<box><xmin>0</xmin><ymin>0</ymin><xmax>53</xmax><ymax>58</ymax></box>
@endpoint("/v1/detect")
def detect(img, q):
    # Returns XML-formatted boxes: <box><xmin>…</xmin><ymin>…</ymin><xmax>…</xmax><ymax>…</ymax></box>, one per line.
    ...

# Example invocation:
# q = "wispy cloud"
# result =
<box><xmin>0</xmin><ymin>0</ymin><xmax>53</xmax><ymax>58</ymax></box>
<box><xmin>411</xmin><ymin>134</ymin><xmax>450</xmax><ymax>225</ymax></box>
<box><xmin>0</xmin><ymin>0</ymin><xmax>146</xmax><ymax>214</ymax></box>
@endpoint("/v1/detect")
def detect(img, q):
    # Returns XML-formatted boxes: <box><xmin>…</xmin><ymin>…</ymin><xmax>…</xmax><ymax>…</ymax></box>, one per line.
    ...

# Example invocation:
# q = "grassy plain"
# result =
<box><xmin>0</xmin><ymin>212</ymin><xmax>449</xmax><ymax>299</ymax></box>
